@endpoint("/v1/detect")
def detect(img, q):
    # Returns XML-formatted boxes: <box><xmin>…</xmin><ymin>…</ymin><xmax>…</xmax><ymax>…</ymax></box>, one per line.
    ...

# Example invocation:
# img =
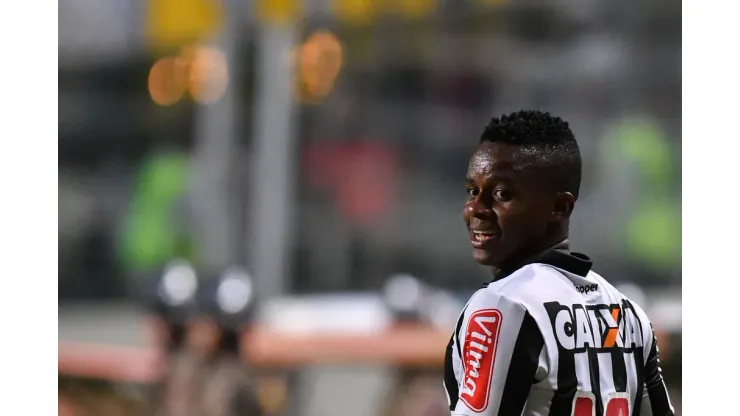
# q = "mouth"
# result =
<box><xmin>470</xmin><ymin>230</ymin><xmax>498</xmax><ymax>248</ymax></box>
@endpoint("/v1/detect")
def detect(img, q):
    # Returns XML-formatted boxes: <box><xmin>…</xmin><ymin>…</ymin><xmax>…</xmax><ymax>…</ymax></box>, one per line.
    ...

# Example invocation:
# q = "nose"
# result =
<box><xmin>464</xmin><ymin>197</ymin><xmax>494</xmax><ymax>221</ymax></box>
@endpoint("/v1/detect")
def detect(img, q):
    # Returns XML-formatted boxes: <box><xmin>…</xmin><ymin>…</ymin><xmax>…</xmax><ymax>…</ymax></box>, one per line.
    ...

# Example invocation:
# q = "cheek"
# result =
<box><xmin>498</xmin><ymin>205</ymin><xmax>531</xmax><ymax>233</ymax></box>
<box><xmin>518</xmin><ymin>208</ymin><xmax>550</xmax><ymax>235</ymax></box>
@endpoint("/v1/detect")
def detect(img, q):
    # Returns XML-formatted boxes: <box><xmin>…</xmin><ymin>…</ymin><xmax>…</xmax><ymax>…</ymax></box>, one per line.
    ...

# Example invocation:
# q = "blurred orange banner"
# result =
<box><xmin>59</xmin><ymin>325</ymin><xmax>450</xmax><ymax>383</ymax></box>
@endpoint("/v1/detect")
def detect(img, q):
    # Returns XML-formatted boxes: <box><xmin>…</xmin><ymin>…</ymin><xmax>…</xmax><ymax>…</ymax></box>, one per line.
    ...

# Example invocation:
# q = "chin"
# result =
<box><xmin>472</xmin><ymin>248</ymin><xmax>499</xmax><ymax>266</ymax></box>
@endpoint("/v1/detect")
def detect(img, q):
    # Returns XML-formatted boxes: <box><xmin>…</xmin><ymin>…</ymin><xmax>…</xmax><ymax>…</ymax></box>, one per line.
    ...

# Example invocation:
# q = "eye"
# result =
<box><xmin>493</xmin><ymin>189</ymin><xmax>511</xmax><ymax>201</ymax></box>
<box><xmin>465</xmin><ymin>185</ymin><xmax>478</xmax><ymax>197</ymax></box>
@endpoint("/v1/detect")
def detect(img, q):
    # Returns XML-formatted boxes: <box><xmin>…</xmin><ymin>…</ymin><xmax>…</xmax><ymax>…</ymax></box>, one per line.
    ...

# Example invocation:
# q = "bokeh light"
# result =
<box><xmin>184</xmin><ymin>45</ymin><xmax>229</xmax><ymax>104</ymax></box>
<box><xmin>148</xmin><ymin>56</ymin><xmax>188</xmax><ymax>106</ymax></box>
<box><xmin>148</xmin><ymin>45</ymin><xmax>229</xmax><ymax>106</ymax></box>
<box><xmin>295</xmin><ymin>30</ymin><xmax>344</xmax><ymax>104</ymax></box>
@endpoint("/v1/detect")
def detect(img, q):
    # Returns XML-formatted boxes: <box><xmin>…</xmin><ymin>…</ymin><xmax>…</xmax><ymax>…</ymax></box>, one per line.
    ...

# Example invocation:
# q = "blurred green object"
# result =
<box><xmin>118</xmin><ymin>149</ymin><xmax>196</xmax><ymax>273</ymax></box>
<box><xmin>625</xmin><ymin>198</ymin><xmax>681</xmax><ymax>269</ymax></box>
<box><xmin>616</xmin><ymin>118</ymin><xmax>674</xmax><ymax>190</ymax></box>
<box><xmin>606</xmin><ymin>117</ymin><xmax>680</xmax><ymax>271</ymax></box>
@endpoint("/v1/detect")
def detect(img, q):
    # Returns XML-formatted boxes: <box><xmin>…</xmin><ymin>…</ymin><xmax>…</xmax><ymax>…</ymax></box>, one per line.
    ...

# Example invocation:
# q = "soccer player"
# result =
<box><xmin>442</xmin><ymin>110</ymin><xmax>674</xmax><ymax>416</ymax></box>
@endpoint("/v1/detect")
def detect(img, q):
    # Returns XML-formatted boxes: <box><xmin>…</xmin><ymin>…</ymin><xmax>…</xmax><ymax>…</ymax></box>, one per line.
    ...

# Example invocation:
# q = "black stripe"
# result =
<box><xmin>497</xmin><ymin>311</ymin><xmax>544</xmax><ymax>415</ymax></box>
<box><xmin>611</xmin><ymin>349</ymin><xmax>628</xmax><ymax>393</ymax></box>
<box><xmin>455</xmin><ymin>307</ymin><xmax>466</xmax><ymax>362</ymax></box>
<box><xmin>549</xmin><ymin>350</ymin><xmax>576</xmax><ymax>415</ymax></box>
<box><xmin>444</xmin><ymin>307</ymin><xmax>468</xmax><ymax>411</ymax></box>
<box><xmin>443</xmin><ymin>334</ymin><xmax>459</xmax><ymax>411</ymax></box>
<box><xmin>632</xmin><ymin>348</ymin><xmax>645</xmax><ymax>416</ymax></box>
<box><xmin>620</xmin><ymin>299</ymin><xmax>645</xmax><ymax>416</ymax></box>
<box><xmin>611</xmin><ymin>308</ymin><xmax>628</xmax><ymax>393</ymax></box>
<box><xmin>645</xmin><ymin>325</ymin><xmax>674</xmax><ymax>416</ymax></box>
<box><xmin>545</xmin><ymin>302</ymin><xmax>578</xmax><ymax>416</ymax></box>
<box><xmin>585</xmin><ymin>306</ymin><xmax>603</xmax><ymax>415</ymax></box>
<box><xmin>587</xmin><ymin>349</ymin><xmax>604</xmax><ymax>416</ymax></box>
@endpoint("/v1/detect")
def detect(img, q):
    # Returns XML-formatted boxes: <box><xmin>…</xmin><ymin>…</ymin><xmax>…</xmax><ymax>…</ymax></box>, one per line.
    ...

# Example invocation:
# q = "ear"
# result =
<box><xmin>551</xmin><ymin>192</ymin><xmax>575</xmax><ymax>221</ymax></box>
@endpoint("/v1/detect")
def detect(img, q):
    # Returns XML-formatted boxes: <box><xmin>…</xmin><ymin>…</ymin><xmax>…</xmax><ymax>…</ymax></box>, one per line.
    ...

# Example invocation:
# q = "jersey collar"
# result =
<box><xmin>490</xmin><ymin>239</ymin><xmax>593</xmax><ymax>283</ymax></box>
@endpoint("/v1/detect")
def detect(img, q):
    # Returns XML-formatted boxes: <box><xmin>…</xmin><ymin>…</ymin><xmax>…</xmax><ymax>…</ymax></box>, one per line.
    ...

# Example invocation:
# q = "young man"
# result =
<box><xmin>443</xmin><ymin>110</ymin><xmax>674</xmax><ymax>416</ymax></box>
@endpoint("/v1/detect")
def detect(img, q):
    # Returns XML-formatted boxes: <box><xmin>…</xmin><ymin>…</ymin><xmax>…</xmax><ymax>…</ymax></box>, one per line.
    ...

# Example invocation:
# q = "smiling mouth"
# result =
<box><xmin>471</xmin><ymin>230</ymin><xmax>497</xmax><ymax>248</ymax></box>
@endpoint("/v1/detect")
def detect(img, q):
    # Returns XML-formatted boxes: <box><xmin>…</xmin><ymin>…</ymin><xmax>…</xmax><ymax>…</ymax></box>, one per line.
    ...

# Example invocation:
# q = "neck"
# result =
<box><xmin>492</xmin><ymin>234</ymin><xmax>570</xmax><ymax>279</ymax></box>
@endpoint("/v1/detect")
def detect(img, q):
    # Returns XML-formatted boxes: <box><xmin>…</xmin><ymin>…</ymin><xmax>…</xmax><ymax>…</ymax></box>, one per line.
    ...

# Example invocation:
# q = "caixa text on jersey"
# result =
<box><xmin>544</xmin><ymin>300</ymin><xmax>645</xmax><ymax>353</ymax></box>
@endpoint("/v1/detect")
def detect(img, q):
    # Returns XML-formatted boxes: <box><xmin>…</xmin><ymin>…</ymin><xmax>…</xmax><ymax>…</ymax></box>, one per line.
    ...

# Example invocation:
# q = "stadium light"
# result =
<box><xmin>383</xmin><ymin>273</ymin><xmax>424</xmax><ymax>314</ymax></box>
<box><xmin>145</xmin><ymin>259</ymin><xmax>200</xmax><ymax>350</ymax></box>
<box><xmin>215</xmin><ymin>266</ymin><xmax>254</xmax><ymax>315</ymax></box>
<box><xmin>382</xmin><ymin>274</ymin><xmax>464</xmax><ymax>328</ymax></box>
<box><xmin>421</xmin><ymin>289</ymin><xmax>464</xmax><ymax>331</ymax></box>
<box><xmin>382</xmin><ymin>273</ymin><xmax>435</xmax><ymax>324</ymax></box>
<box><xmin>196</xmin><ymin>266</ymin><xmax>257</xmax><ymax>334</ymax></box>
<box><xmin>159</xmin><ymin>259</ymin><xmax>199</xmax><ymax>307</ymax></box>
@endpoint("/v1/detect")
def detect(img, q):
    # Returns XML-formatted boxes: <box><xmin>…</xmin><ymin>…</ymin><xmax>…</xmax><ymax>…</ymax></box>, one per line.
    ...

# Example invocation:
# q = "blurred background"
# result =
<box><xmin>58</xmin><ymin>0</ymin><xmax>681</xmax><ymax>415</ymax></box>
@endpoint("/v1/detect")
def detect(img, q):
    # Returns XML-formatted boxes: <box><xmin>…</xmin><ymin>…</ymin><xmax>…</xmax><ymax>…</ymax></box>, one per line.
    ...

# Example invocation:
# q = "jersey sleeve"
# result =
<box><xmin>452</xmin><ymin>291</ymin><xmax>546</xmax><ymax>416</ymax></box>
<box><xmin>639</xmin><ymin>323</ymin><xmax>675</xmax><ymax>416</ymax></box>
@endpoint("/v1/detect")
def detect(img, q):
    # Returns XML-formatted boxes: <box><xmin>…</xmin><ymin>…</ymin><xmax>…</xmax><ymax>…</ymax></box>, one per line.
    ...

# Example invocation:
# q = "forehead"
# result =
<box><xmin>467</xmin><ymin>142</ymin><xmax>525</xmax><ymax>178</ymax></box>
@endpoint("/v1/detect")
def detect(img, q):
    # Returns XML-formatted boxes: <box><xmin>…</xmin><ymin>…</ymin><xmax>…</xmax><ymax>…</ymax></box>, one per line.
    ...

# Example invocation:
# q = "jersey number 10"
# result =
<box><xmin>573</xmin><ymin>391</ymin><xmax>630</xmax><ymax>416</ymax></box>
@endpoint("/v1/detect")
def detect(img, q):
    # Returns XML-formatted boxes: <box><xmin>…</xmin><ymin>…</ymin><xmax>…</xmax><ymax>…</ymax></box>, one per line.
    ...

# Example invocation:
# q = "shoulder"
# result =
<box><xmin>466</xmin><ymin>286</ymin><xmax>526</xmax><ymax>318</ymax></box>
<box><xmin>463</xmin><ymin>264</ymin><xmax>563</xmax><ymax>327</ymax></box>
<box><xmin>589</xmin><ymin>272</ymin><xmax>653</xmax><ymax>319</ymax></box>
<box><xmin>588</xmin><ymin>272</ymin><xmax>656</xmax><ymax>345</ymax></box>
<box><xmin>477</xmin><ymin>263</ymin><xmax>573</xmax><ymax>307</ymax></box>
<box><xmin>619</xmin><ymin>291</ymin><xmax>655</xmax><ymax>345</ymax></box>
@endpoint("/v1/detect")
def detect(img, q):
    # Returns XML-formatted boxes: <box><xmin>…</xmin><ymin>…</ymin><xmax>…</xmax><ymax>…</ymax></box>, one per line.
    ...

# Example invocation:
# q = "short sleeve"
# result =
<box><xmin>452</xmin><ymin>291</ymin><xmax>545</xmax><ymax>416</ymax></box>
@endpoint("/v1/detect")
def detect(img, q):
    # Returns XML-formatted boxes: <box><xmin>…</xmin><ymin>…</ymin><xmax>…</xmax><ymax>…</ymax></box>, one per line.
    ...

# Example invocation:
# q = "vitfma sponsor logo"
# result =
<box><xmin>460</xmin><ymin>308</ymin><xmax>502</xmax><ymax>412</ymax></box>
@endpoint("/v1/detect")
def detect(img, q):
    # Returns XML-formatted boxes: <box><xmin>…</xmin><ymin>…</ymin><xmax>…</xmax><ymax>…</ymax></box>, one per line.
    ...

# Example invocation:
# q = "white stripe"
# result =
<box><xmin>574</xmin><ymin>352</ymin><xmax>592</xmax><ymax>392</ymax></box>
<box><xmin>623</xmin><ymin>352</ymin><xmax>638</xmax><ymax>405</ymax></box>
<box><xmin>655</xmin><ymin>360</ymin><xmax>676</xmax><ymax>413</ymax></box>
<box><xmin>653</xmin><ymin>330</ymin><xmax>675</xmax><ymax>413</ymax></box>
<box><xmin>443</xmin><ymin>380</ymin><xmax>452</xmax><ymax>407</ymax></box>
<box><xmin>662</xmin><ymin>380</ymin><xmax>676</xmax><ymax>413</ymax></box>
<box><xmin>597</xmin><ymin>353</ymin><xmax>615</xmax><ymax>405</ymax></box>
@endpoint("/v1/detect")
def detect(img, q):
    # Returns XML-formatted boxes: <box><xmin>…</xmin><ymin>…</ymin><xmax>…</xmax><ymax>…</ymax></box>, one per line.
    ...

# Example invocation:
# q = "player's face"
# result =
<box><xmin>463</xmin><ymin>142</ymin><xmax>554</xmax><ymax>268</ymax></box>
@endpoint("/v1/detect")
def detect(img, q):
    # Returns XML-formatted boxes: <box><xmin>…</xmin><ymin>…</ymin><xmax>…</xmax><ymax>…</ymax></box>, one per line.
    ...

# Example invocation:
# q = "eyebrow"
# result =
<box><xmin>466</xmin><ymin>173</ymin><xmax>515</xmax><ymax>182</ymax></box>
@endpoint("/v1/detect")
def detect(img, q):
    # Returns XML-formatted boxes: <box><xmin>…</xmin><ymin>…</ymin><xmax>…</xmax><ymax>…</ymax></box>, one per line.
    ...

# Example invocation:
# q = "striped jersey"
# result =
<box><xmin>443</xmin><ymin>248</ymin><xmax>674</xmax><ymax>416</ymax></box>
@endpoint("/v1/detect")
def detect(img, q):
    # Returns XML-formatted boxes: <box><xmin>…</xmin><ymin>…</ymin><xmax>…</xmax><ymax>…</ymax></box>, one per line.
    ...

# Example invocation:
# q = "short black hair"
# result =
<box><xmin>480</xmin><ymin>109</ymin><xmax>582</xmax><ymax>199</ymax></box>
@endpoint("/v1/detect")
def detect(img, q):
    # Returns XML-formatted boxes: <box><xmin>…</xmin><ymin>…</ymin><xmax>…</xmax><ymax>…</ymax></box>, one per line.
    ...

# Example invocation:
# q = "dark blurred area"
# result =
<box><xmin>58</xmin><ymin>0</ymin><xmax>681</xmax><ymax>414</ymax></box>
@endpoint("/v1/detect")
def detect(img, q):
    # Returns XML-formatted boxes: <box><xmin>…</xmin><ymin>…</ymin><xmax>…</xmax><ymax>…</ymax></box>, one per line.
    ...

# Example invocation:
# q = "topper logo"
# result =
<box><xmin>574</xmin><ymin>284</ymin><xmax>598</xmax><ymax>294</ymax></box>
<box><xmin>460</xmin><ymin>309</ymin><xmax>502</xmax><ymax>412</ymax></box>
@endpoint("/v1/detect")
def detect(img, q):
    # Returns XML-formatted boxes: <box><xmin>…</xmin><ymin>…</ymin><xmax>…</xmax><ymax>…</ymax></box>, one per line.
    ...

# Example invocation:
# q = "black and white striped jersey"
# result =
<box><xmin>443</xmin><ymin>249</ymin><xmax>674</xmax><ymax>416</ymax></box>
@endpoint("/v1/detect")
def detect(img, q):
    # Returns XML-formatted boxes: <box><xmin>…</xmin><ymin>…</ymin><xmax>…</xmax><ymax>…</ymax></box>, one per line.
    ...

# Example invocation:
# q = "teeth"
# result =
<box><xmin>473</xmin><ymin>232</ymin><xmax>494</xmax><ymax>242</ymax></box>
